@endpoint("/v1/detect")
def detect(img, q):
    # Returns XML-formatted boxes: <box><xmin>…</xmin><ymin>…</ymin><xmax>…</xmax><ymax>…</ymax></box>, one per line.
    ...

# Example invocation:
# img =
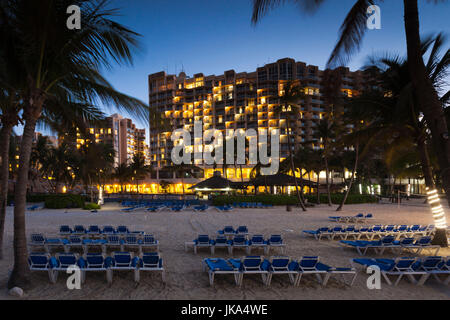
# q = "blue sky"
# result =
<box><xmin>34</xmin><ymin>0</ymin><xmax>450</xmax><ymax>136</ymax></box>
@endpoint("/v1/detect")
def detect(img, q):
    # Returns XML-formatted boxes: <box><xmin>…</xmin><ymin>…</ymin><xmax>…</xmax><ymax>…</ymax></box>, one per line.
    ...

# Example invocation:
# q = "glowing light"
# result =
<box><xmin>426</xmin><ymin>188</ymin><xmax>447</xmax><ymax>229</ymax></box>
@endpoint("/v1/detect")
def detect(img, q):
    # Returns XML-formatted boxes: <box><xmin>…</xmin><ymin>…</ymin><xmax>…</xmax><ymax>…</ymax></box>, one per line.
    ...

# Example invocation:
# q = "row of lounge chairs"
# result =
<box><xmin>217</xmin><ymin>225</ymin><xmax>249</xmax><ymax>237</ymax></box>
<box><xmin>232</xmin><ymin>202</ymin><xmax>273</xmax><ymax>209</ymax></box>
<box><xmin>352</xmin><ymin>256</ymin><xmax>450</xmax><ymax>286</ymax></box>
<box><xmin>30</xmin><ymin>233</ymin><xmax>159</xmax><ymax>254</ymax></box>
<box><xmin>328</xmin><ymin>213</ymin><xmax>373</xmax><ymax>223</ymax></box>
<box><xmin>340</xmin><ymin>235</ymin><xmax>440</xmax><ymax>256</ymax></box>
<box><xmin>59</xmin><ymin>225</ymin><xmax>142</xmax><ymax>236</ymax></box>
<box><xmin>303</xmin><ymin>224</ymin><xmax>435</xmax><ymax>241</ymax></box>
<box><xmin>28</xmin><ymin>251</ymin><xmax>164</xmax><ymax>284</ymax></box>
<box><xmin>202</xmin><ymin>256</ymin><xmax>356</xmax><ymax>287</ymax></box>
<box><xmin>186</xmin><ymin>234</ymin><xmax>285</xmax><ymax>255</ymax></box>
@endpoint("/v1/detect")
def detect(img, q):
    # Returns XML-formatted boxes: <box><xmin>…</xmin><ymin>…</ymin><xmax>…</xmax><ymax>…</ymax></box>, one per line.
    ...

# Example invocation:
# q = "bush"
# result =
<box><xmin>44</xmin><ymin>194</ymin><xmax>85</xmax><ymax>209</ymax></box>
<box><xmin>83</xmin><ymin>203</ymin><xmax>101</xmax><ymax>210</ymax></box>
<box><xmin>212</xmin><ymin>193</ymin><xmax>378</xmax><ymax>206</ymax></box>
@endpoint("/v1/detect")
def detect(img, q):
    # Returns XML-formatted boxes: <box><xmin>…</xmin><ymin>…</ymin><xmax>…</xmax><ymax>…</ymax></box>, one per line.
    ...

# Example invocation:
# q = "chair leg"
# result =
<box><xmin>134</xmin><ymin>269</ymin><xmax>140</xmax><ymax>283</ymax></box>
<box><xmin>106</xmin><ymin>269</ymin><xmax>113</xmax><ymax>284</ymax></box>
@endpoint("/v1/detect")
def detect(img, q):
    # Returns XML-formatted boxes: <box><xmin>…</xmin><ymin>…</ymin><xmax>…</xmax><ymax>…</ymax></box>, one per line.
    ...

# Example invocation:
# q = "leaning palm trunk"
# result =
<box><xmin>324</xmin><ymin>156</ymin><xmax>332</xmax><ymax>206</ymax></box>
<box><xmin>417</xmin><ymin>137</ymin><xmax>435</xmax><ymax>188</ymax></box>
<box><xmin>8</xmin><ymin>105</ymin><xmax>42</xmax><ymax>288</ymax></box>
<box><xmin>0</xmin><ymin>123</ymin><xmax>14</xmax><ymax>259</ymax></box>
<box><xmin>336</xmin><ymin>143</ymin><xmax>359</xmax><ymax>212</ymax></box>
<box><xmin>404</xmin><ymin>1</ymin><xmax>450</xmax><ymax>247</ymax></box>
<box><xmin>286</xmin><ymin>118</ymin><xmax>306</xmax><ymax>211</ymax></box>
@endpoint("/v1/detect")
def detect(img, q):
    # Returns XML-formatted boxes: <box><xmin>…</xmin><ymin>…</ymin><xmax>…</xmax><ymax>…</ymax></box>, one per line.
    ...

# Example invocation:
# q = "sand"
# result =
<box><xmin>0</xmin><ymin>199</ymin><xmax>449</xmax><ymax>300</ymax></box>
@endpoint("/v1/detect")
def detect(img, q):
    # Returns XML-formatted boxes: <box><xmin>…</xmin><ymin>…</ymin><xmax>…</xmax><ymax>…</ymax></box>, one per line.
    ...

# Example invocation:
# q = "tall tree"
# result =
<box><xmin>2</xmin><ymin>0</ymin><xmax>148</xmax><ymax>288</ymax></box>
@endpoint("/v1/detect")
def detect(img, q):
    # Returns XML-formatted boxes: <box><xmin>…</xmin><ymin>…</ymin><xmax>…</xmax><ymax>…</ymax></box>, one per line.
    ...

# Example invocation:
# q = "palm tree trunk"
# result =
<box><xmin>336</xmin><ymin>143</ymin><xmax>359</xmax><ymax>212</ymax></box>
<box><xmin>316</xmin><ymin>172</ymin><xmax>320</xmax><ymax>204</ymax></box>
<box><xmin>286</xmin><ymin>118</ymin><xmax>306</xmax><ymax>211</ymax></box>
<box><xmin>0</xmin><ymin>123</ymin><xmax>14</xmax><ymax>260</ymax></box>
<box><xmin>404</xmin><ymin>0</ymin><xmax>450</xmax><ymax>212</ymax></box>
<box><xmin>417</xmin><ymin>137</ymin><xmax>435</xmax><ymax>188</ymax></box>
<box><xmin>8</xmin><ymin>113</ymin><xmax>40</xmax><ymax>288</ymax></box>
<box><xmin>324</xmin><ymin>156</ymin><xmax>332</xmax><ymax>206</ymax></box>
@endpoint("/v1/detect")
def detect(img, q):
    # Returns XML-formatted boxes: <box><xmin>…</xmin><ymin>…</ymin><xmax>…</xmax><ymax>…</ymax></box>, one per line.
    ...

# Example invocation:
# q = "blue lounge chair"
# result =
<box><xmin>102</xmin><ymin>226</ymin><xmax>116</xmax><ymax>236</ymax></box>
<box><xmin>265</xmin><ymin>256</ymin><xmax>298</xmax><ymax>286</ymax></box>
<box><xmin>29</xmin><ymin>233</ymin><xmax>46</xmax><ymax>251</ymax></box>
<box><xmin>193</xmin><ymin>204</ymin><xmax>209</xmax><ymax>212</ymax></box>
<box><xmin>64</xmin><ymin>235</ymin><xmax>83</xmax><ymax>253</ymax></box>
<box><xmin>248</xmin><ymin>234</ymin><xmax>268</xmax><ymax>254</ymax></box>
<box><xmin>266</xmin><ymin>235</ymin><xmax>285</xmax><ymax>254</ymax></box>
<box><xmin>136</xmin><ymin>252</ymin><xmax>165</xmax><ymax>283</ymax></box>
<box><xmin>109</xmin><ymin>252</ymin><xmax>140</xmax><ymax>283</ymax></box>
<box><xmin>296</xmin><ymin>256</ymin><xmax>328</xmax><ymax>286</ymax></box>
<box><xmin>229</xmin><ymin>256</ymin><xmax>270</xmax><ymax>286</ymax></box>
<box><xmin>106</xmin><ymin>235</ymin><xmax>124</xmax><ymax>252</ymax></box>
<box><xmin>86</xmin><ymin>225</ymin><xmax>101</xmax><ymax>236</ymax></box>
<box><xmin>27</xmin><ymin>205</ymin><xmax>42</xmax><ymax>211</ymax></box>
<box><xmin>51</xmin><ymin>253</ymin><xmax>81</xmax><ymax>283</ymax></box>
<box><xmin>218</xmin><ymin>226</ymin><xmax>236</xmax><ymax>238</ymax></box>
<box><xmin>78</xmin><ymin>253</ymin><xmax>112</xmax><ymax>283</ymax></box>
<box><xmin>193</xmin><ymin>234</ymin><xmax>214</xmax><ymax>254</ymax></box>
<box><xmin>123</xmin><ymin>234</ymin><xmax>141</xmax><ymax>252</ymax></box>
<box><xmin>116</xmin><ymin>225</ymin><xmax>130</xmax><ymax>235</ymax></box>
<box><xmin>140</xmin><ymin>234</ymin><xmax>159</xmax><ymax>252</ymax></box>
<box><xmin>212</xmin><ymin>235</ymin><xmax>232</xmax><ymax>255</ymax></box>
<box><xmin>73</xmin><ymin>225</ymin><xmax>86</xmax><ymax>236</ymax></box>
<box><xmin>229</xmin><ymin>235</ymin><xmax>249</xmax><ymax>255</ymax></box>
<box><xmin>83</xmin><ymin>238</ymin><xmax>107</xmax><ymax>254</ymax></box>
<box><xmin>340</xmin><ymin>235</ymin><xmax>396</xmax><ymax>255</ymax></box>
<box><xmin>202</xmin><ymin>258</ymin><xmax>240</xmax><ymax>286</ymax></box>
<box><xmin>303</xmin><ymin>227</ymin><xmax>332</xmax><ymax>240</ymax></box>
<box><xmin>352</xmin><ymin>257</ymin><xmax>427</xmax><ymax>286</ymax></box>
<box><xmin>45</xmin><ymin>238</ymin><xmax>65</xmax><ymax>252</ymax></box>
<box><xmin>28</xmin><ymin>252</ymin><xmax>54</xmax><ymax>282</ymax></box>
<box><xmin>236</xmin><ymin>226</ymin><xmax>249</xmax><ymax>236</ymax></box>
<box><xmin>59</xmin><ymin>225</ymin><xmax>72</xmax><ymax>236</ymax></box>
<box><xmin>418</xmin><ymin>256</ymin><xmax>450</xmax><ymax>285</ymax></box>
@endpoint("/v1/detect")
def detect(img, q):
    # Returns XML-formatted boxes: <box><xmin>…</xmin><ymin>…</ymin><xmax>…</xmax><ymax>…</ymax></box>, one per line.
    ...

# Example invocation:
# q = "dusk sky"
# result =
<box><xmin>39</xmin><ymin>0</ymin><xmax>450</xmax><ymax>135</ymax></box>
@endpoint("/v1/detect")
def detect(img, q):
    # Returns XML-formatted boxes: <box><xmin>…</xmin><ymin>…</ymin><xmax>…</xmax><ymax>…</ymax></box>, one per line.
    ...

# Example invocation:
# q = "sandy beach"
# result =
<box><xmin>0</xmin><ymin>200</ymin><xmax>449</xmax><ymax>300</ymax></box>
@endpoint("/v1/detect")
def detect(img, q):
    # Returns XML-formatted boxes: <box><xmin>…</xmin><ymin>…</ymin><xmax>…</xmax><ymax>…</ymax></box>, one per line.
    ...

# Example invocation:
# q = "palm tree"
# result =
<box><xmin>251</xmin><ymin>0</ymin><xmax>450</xmax><ymax>221</ymax></box>
<box><xmin>2</xmin><ymin>0</ymin><xmax>148</xmax><ymax>288</ymax></box>
<box><xmin>273</xmin><ymin>81</ymin><xmax>307</xmax><ymax>210</ymax></box>
<box><xmin>314</xmin><ymin>117</ymin><xmax>337</xmax><ymax>206</ymax></box>
<box><xmin>114</xmin><ymin>163</ymin><xmax>132</xmax><ymax>194</ymax></box>
<box><xmin>129</xmin><ymin>154</ymin><xmax>152</xmax><ymax>195</ymax></box>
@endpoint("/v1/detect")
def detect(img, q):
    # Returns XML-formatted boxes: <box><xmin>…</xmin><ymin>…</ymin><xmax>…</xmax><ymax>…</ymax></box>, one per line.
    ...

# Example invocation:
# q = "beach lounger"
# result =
<box><xmin>340</xmin><ymin>235</ymin><xmax>396</xmax><ymax>255</ymax></box>
<box><xmin>398</xmin><ymin>236</ymin><xmax>441</xmax><ymax>255</ymax></box>
<box><xmin>212</xmin><ymin>235</ymin><xmax>232</xmax><ymax>255</ymax></box>
<box><xmin>229</xmin><ymin>256</ymin><xmax>269</xmax><ymax>286</ymax></box>
<box><xmin>123</xmin><ymin>234</ymin><xmax>141</xmax><ymax>252</ymax></box>
<box><xmin>342</xmin><ymin>225</ymin><xmax>358</xmax><ymax>240</ymax></box>
<box><xmin>73</xmin><ymin>225</ymin><xmax>86</xmax><ymax>236</ymax></box>
<box><xmin>248</xmin><ymin>234</ymin><xmax>268</xmax><ymax>254</ymax></box>
<box><xmin>59</xmin><ymin>225</ymin><xmax>73</xmax><ymax>236</ymax></box>
<box><xmin>265</xmin><ymin>256</ymin><xmax>299</xmax><ymax>286</ymax></box>
<box><xmin>202</xmin><ymin>258</ymin><xmax>240</xmax><ymax>286</ymax></box>
<box><xmin>51</xmin><ymin>252</ymin><xmax>81</xmax><ymax>283</ymax></box>
<box><xmin>303</xmin><ymin>227</ymin><xmax>332</xmax><ymax>240</ymax></box>
<box><xmin>266</xmin><ymin>235</ymin><xmax>286</xmax><ymax>254</ymax></box>
<box><xmin>348</xmin><ymin>213</ymin><xmax>365</xmax><ymax>223</ymax></box>
<box><xmin>64</xmin><ymin>235</ymin><xmax>84</xmax><ymax>253</ymax></box>
<box><xmin>193</xmin><ymin>234</ymin><xmax>214</xmax><ymax>254</ymax></box>
<box><xmin>86</xmin><ymin>225</ymin><xmax>102</xmax><ymax>237</ymax></box>
<box><xmin>78</xmin><ymin>253</ymin><xmax>112</xmax><ymax>283</ymax></box>
<box><xmin>140</xmin><ymin>234</ymin><xmax>159</xmax><ymax>252</ymax></box>
<box><xmin>28</xmin><ymin>252</ymin><xmax>54</xmax><ymax>282</ymax></box>
<box><xmin>316</xmin><ymin>262</ymin><xmax>357</xmax><ymax>286</ymax></box>
<box><xmin>102</xmin><ymin>226</ymin><xmax>116</xmax><ymax>236</ymax></box>
<box><xmin>352</xmin><ymin>257</ymin><xmax>427</xmax><ymax>286</ymax></box>
<box><xmin>229</xmin><ymin>235</ymin><xmax>249</xmax><ymax>255</ymax></box>
<box><xmin>329</xmin><ymin>226</ymin><xmax>346</xmax><ymax>240</ymax></box>
<box><xmin>419</xmin><ymin>256</ymin><xmax>450</xmax><ymax>285</ymax></box>
<box><xmin>29</xmin><ymin>233</ymin><xmax>46</xmax><ymax>251</ymax></box>
<box><xmin>193</xmin><ymin>204</ymin><xmax>209</xmax><ymax>212</ymax></box>
<box><xmin>106</xmin><ymin>235</ymin><xmax>124</xmax><ymax>252</ymax></box>
<box><xmin>109</xmin><ymin>252</ymin><xmax>140</xmax><ymax>283</ymax></box>
<box><xmin>296</xmin><ymin>256</ymin><xmax>328</xmax><ymax>286</ymax></box>
<box><xmin>83</xmin><ymin>238</ymin><xmax>107</xmax><ymax>254</ymax></box>
<box><xmin>27</xmin><ymin>205</ymin><xmax>42</xmax><ymax>211</ymax></box>
<box><xmin>116</xmin><ymin>226</ymin><xmax>130</xmax><ymax>235</ymax></box>
<box><xmin>136</xmin><ymin>252</ymin><xmax>165</xmax><ymax>283</ymax></box>
<box><xmin>44</xmin><ymin>238</ymin><xmax>65</xmax><ymax>252</ymax></box>
<box><xmin>215</xmin><ymin>205</ymin><xmax>233</xmax><ymax>212</ymax></box>
<box><xmin>236</xmin><ymin>226</ymin><xmax>249</xmax><ymax>236</ymax></box>
<box><xmin>218</xmin><ymin>226</ymin><xmax>236</xmax><ymax>239</ymax></box>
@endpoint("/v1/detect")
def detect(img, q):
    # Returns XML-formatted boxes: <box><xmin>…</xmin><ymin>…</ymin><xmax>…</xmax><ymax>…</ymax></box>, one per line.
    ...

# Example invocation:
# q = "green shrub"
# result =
<box><xmin>83</xmin><ymin>203</ymin><xmax>101</xmax><ymax>210</ymax></box>
<box><xmin>212</xmin><ymin>193</ymin><xmax>378</xmax><ymax>206</ymax></box>
<box><xmin>44</xmin><ymin>194</ymin><xmax>85</xmax><ymax>209</ymax></box>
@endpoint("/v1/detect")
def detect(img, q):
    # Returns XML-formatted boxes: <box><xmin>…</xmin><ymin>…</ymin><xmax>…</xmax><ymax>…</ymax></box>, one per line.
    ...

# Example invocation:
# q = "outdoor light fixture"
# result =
<box><xmin>426</xmin><ymin>188</ymin><xmax>447</xmax><ymax>229</ymax></box>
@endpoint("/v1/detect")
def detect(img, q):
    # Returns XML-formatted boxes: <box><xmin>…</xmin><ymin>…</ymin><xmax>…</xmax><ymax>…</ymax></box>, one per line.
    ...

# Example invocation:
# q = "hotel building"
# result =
<box><xmin>148</xmin><ymin>57</ymin><xmax>373</xmax><ymax>187</ymax></box>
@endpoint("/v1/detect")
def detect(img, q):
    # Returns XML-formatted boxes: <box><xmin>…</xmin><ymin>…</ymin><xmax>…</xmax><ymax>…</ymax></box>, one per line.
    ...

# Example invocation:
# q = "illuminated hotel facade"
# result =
<box><xmin>147</xmin><ymin>58</ymin><xmax>371</xmax><ymax>192</ymax></box>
